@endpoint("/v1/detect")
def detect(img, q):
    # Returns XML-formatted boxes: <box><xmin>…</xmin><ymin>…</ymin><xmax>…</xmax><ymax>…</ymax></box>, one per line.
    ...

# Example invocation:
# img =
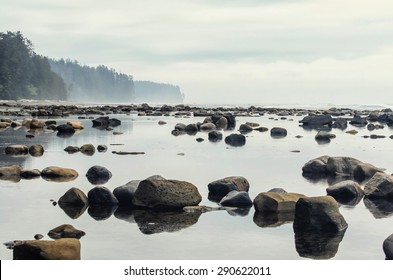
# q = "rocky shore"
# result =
<box><xmin>2</xmin><ymin>100</ymin><xmax>393</xmax><ymax>260</ymax></box>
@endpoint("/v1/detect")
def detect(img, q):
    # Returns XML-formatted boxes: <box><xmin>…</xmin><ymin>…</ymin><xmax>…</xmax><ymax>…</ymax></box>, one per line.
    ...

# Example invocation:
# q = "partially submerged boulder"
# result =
<box><xmin>5</xmin><ymin>145</ymin><xmax>28</xmax><ymax>155</ymax></box>
<box><xmin>219</xmin><ymin>191</ymin><xmax>253</xmax><ymax>207</ymax></box>
<box><xmin>326</xmin><ymin>180</ymin><xmax>364</xmax><ymax>205</ymax></box>
<box><xmin>13</xmin><ymin>238</ymin><xmax>80</xmax><ymax>260</ymax></box>
<box><xmin>254</xmin><ymin>192</ymin><xmax>306</xmax><ymax>213</ymax></box>
<box><xmin>133</xmin><ymin>179</ymin><xmax>202</xmax><ymax>210</ymax></box>
<box><xmin>225</xmin><ymin>134</ymin><xmax>246</xmax><ymax>146</ymax></box>
<box><xmin>41</xmin><ymin>166</ymin><xmax>78</xmax><ymax>182</ymax></box>
<box><xmin>58</xmin><ymin>187</ymin><xmax>89</xmax><ymax>207</ymax></box>
<box><xmin>208</xmin><ymin>176</ymin><xmax>250</xmax><ymax>200</ymax></box>
<box><xmin>86</xmin><ymin>165</ymin><xmax>112</xmax><ymax>185</ymax></box>
<box><xmin>364</xmin><ymin>172</ymin><xmax>393</xmax><ymax>199</ymax></box>
<box><xmin>48</xmin><ymin>224</ymin><xmax>85</xmax><ymax>239</ymax></box>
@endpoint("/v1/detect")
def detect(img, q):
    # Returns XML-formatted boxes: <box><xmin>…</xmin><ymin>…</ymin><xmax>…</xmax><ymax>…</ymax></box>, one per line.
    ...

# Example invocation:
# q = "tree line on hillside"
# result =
<box><xmin>1</xmin><ymin>31</ymin><xmax>184</xmax><ymax>103</ymax></box>
<box><xmin>49</xmin><ymin>59</ymin><xmax>135</xmax><ymax>102</ymax></box>
<box><xmin>0</xmin><ymin>31</ymin><xmax>67</xmax><ymax>100</ymax></box>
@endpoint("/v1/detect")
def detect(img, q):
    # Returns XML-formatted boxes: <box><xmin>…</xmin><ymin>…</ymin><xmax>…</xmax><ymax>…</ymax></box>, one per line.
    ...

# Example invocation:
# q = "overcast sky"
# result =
<box><xmin>2</xmin><ymin>0</ymin><xmax>393</xmax><ymax>105</ymax></box>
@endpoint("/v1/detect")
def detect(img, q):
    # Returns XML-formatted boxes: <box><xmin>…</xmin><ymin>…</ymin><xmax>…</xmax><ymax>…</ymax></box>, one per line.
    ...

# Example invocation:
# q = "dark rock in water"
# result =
<box><xmin>200</xmin><ymin>123</ymin><xmax>216</xmax><ymax>131</ymax></box>
<box><xmin>295</xmin><ymin>228</ymin><xmax>346</xmax><ymax>259</ymax></box>
<box><xmin>45</xmin><ymin>120</ymin><xmax>57</xmax><ymax>126</ymax></box>
<box><xmin>30</xmin><ymin>119</ymin><xmax>45</xmax><ymax>129</ymax></box>
<box><xmin>223</xmin><ymin>113</ymin><xmax>236</xmax><ymax>130</ymax></box>
<box><xmin>174</xmin><ymin>123</ymin><xmax>187</xmax><ymax>131</ymax></box>
<box><xmin>254</xmin><ymin>192</ymin><xmax>306</xmax><ymax>213</ymax></box>
<box><xmin>349</xmin><ymin>115</ymin><xmax>368</xmax><ymax>127</ymax></box>
<box><xmin>364</xmin><ymin>172</ymin><xmax>393</xmax><ymax>199</ymax></box>
<box><xmin>302</xmin><ymin>155</ymin><xmax>330</xmax><ymax>179</ymax></box>
<box><xmin>13</xmin><ymin>239</ymin><xmax>81</xmax><ymax>260</ymax></box>
<box><xmin>171</xmin><ymin>129</ymin><xmax>184</xmax><ymax>136</ymax></box>
<box><xmin>185</xmin><ymin>123</ymin><xmax>198</xmax><ymax>132</ymax></box>
<box><xmin>58</xmin><ymin>187</ymin><xmax>88</xmax><ymax>207</ymax></box>
<box><xmin>367</xmin><ymin>123</ymin><xmax>376</xmax><ymax>131</ymax></box>
<box><xmin>253</xmin><ymin>211</ymin><xmax>294</xmax><ymax>228</ymax></box>
<box><xmin>113</xmin><ymin>180</ymin><xmax>139</xmax><ymax>205</ymax></box>
<box><xmin>326</xmin><ymin>180</ymin><xmax>363</xmax><ymax>205</ymax></box>
<box><xmin>34</xmin><ymin>234</ymin><xmax>43</xmax><ymax>240</ymax></box>
<box><xmin>208</xmin><ymin>131</ymin><xmax>223</xmax><ymax>142</ymax></box>
<box><xmin>219</xmin><ymin>191</ymin><xmax>253</xmax><ymax>207</ymax></box>
<box><xmin>92</xmin><ymin>116</ymin><xmax>121</xmax><ymax>129</ymax></box>
<box><xmin>88</xmin><ymin>186</ymin><xmax>118</xmax><ymax>206</ymax></box>
<box><xmin>326</xmin><ymin>156</ymin><xmax>363</xmax><ymax>176</ymax></box>
<box><xmin>80</xmin><ymin>144</ymin><xmax>95</xmax><ymax>156</ymax></box>
<box><xmin>97</xmin><ymin>145</ymin><xmax>107</xmax><ymax>152</ymax></box>
<box><xmin>293</xmin><ymin>196</ymin><xmax>348</xmax><ymax>232</ymax></box>
<box><xmin>215</xmin><ymin>116</ymin><xmax>228</xmax><ymax>130</ymax></box>
<box><xmin>315</xmin><ymin>131</ymin><xmax>336</xmax><ymax>143</ymax></box>
<box><xmin>225</xmin><ymin>134</ymin><xmax>246</xmax><ymax>146</ymax></box>
<box><xmin>28</xmin><ymin>144</ymin><xmax>44</xmax><ymax>157</ymax></box>
<box><xmin>196</xmin><ymin>137</ymin><xmax>204</xmax><ymax>142</ymax></box>
<box><xmin>88</xmin><ymin>204</ymin><xmax>118</xmax><ymax>221</ymax></box>
<box><xmin>86</xmin><ymin>165</ymin><xmax>112</xmax><ymax>185</ymax></box>
<box><xmin>370</xmin><ymin>134</ymin><xmax>385</xmax><ymax>139</ymax></box>
<box><xmin>48</xmin><ymin>224</ymin><xmax>85</xmax><ymax>239</ymax></box>
<box><xmin>332</xmin><ymin>118</ymin><xmax>347</xmax><ymax>129</ymax></box>
<box><xmin>353</xmin><ymin>162</ymin><xmax>383</xmax><ymax>182</ymax></box>
<box><xmin>383</xmin><ymin>233</ymin><xmax>393</xmax><ymax>260</ymax></box>
<box><xmin>64</xmin><ymin>146</ymin><xmax>80</xmax><ymax>154</ymax></box>
<box><xmin>364</xmin><ymin>198</ymin><xmax>393</xmax><ymax>219</ymax></box>
<box><xmin>134</xmin><ymin>209</ymin><xmax>202</xmax><ymax>235</ymax></box>
<box><xmin>56</xmin><ymin>124</ymin><xmax>75</xmax><ymax>138</ymax></box>
<box><xmin>133</xmin><ymin>179</ymin><xmax>202</xmax><ymax>210</ymax></box>
<box><xmin>270</xmin><ymin>127</ymin><xmax>287</xmax><ymax>138</ymax></box>
<box><xmin>41</xmin><ymin>166</ymin><xmax>78</xmax><ymax>182</ymax></box>
<box><xmin>299</xmin><ymin>115</ymin><xmax>333</xmax><ymax>128</ymax></box>
<box><xmin>25</xmin><ymin>134</ymin><xmax>35</xmax><ymax>138</ymax></box>
<box><xmin>239</xmin><ymin>124</ymin><xmax>254</xmax><ymax>133</ymax></box>
<box><xmin>5</xmin><ymin>145</ymin><xmax>29</xmax><ymax>155</ymax></box>
<box><xmin>20</xmin><ymin>169</ymin><xmax>41</xmax><ymax>179</ymax></box>
<box><xmin>208</xmin><ymin>176</ymin><xmax>250</xmax><ymax>200</ymax></box>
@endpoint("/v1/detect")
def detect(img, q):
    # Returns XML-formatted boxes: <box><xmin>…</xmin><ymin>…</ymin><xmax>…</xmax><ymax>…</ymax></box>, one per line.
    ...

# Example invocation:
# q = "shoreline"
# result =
<box><xmin>1</xmin><ymin>100</ymin><xmax>393</xmax><ymax>117</ymax></box>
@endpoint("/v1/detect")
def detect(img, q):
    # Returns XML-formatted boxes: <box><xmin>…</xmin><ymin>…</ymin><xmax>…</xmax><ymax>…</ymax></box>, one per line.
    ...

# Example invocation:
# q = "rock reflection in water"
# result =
<box><xmin>88</xmin><ymin>204</ymin><xmax>118</xmax><ymax>221</ymax></box>
<box><xmin>59</xmin><ymin>203</ymin><xmax>88</xmax><ymax>219</ymax></box>
<box><xmin>134</xmin><ymin>210</ymin><xmax>202</xmax><ymax>234</ymax></box>
<box><xmin>224</xmin><ymin>207</ymin><xmax>251</xmax><ymax>217</ymax></box>
<box><xmin>114</xmin><ymin>206</ymin><xmax>136</xmax><ymax>223</ymax></box>
<box><xmin>294</xmin><ymin>229</ymin><xmax>346</xmax><ymax>259</ymax></box>
<box><xmin>253</xmin><ymin>212</ymin><xmax>294</xmax><ymax>228</ymax></box>
<box><xmin>364</xmin><ymin>198</ymin><xmax>393</xmax><ymax>219</ymax></box>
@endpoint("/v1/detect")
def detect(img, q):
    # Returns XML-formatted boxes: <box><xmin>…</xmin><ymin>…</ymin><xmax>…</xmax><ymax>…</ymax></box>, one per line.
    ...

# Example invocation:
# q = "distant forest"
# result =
<box><xmin>134</xmin><ymin>81</ymin><xmax>184</xmax><ymax>103</ymax></box>
<box><xmin>49</xmin><ymin>59</ymin><xmax>135</xmax><ymax>102</ymax></box>
<box><xmin>0</xmin><ymin>31</ymin><xmax>184</xmax><ymax>103</ymax></box>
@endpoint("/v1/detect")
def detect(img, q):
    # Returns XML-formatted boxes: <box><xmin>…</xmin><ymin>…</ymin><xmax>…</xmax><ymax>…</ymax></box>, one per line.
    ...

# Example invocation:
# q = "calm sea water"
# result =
<box><xmin>1</xmin><ymin>112</ymin><xmax>393</xmax><ymax>260</ymax></box>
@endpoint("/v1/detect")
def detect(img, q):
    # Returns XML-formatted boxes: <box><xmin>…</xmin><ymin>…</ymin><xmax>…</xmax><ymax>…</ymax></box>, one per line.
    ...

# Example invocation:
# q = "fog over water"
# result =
<box><xmin>1</xmin><ymin>0</ymin><xmax>392</xmax><ymax>106</ymax></box>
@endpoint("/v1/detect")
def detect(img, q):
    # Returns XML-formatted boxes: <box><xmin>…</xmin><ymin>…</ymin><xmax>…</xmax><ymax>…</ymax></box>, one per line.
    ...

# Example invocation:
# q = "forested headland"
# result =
<box><xmin>1</xmin><ymin>31</ymin><xmax>184</xmax><ymax>103</ymax></box>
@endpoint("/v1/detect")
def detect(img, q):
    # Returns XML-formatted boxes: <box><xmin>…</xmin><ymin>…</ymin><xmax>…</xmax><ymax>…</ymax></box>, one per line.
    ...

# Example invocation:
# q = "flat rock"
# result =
<box><xmin>48</xmin><ymin>224</ymin><xmax>85</xmax><ymax>239</ymax></box>
<box><xmin>254</xmin><ymin>192</ymin><xmax>306</xmax><ymax>213</ymax></box>
<box><xmin>41</xmin><ymin>166</ymin><xmax>79</xmax><ymax>182</ymax></box>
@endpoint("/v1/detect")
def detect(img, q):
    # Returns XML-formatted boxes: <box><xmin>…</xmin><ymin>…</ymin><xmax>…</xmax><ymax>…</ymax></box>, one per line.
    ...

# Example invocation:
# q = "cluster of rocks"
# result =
<box><xmin>5</xmin><ymin>144</ymin><xmax>44</xmax><ymax>157</ymax></box>
<box><xmin>0</xmin><ymin>165</ymin><xmax>78</xmax><ymax>182</ymax></box>
<box><xmin>302</xmin><ymin>155</ymin><xmax>393</xmax><ymax>259</ymax></box>
<box><xmin>64</xmin><ymin>144</ymin><xmax>108</xmax><ymax>155</ymax></box>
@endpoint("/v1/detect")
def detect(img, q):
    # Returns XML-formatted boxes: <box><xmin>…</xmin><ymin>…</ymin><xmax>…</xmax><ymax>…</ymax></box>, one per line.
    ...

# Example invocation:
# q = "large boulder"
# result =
<box><xmin>88</xmin><ymin>186</ymin><xmax>119</xmax><ymax>206</ymax></box>
<box><xmin>254</xmin><ymin>192</ymin><xmax>306</xmax><ymax>213</ymax></box>
<box><xmin>208</xmin><ymin>176</ymin><xmax>250</xmax><ymax>200</ymax></box>
<box><xmin>113</xmin><ymin>180</ymin><xmax>139</xmax><ymax>205</ymax></box>
<box><xmin>224</xmin><ymin>134</ymin><xmax>246</xmax><ymax>146</ymax></box>
<box><xmin>48</xmin><ymin>224</ymin><xmax>85</xmax><ymax>239</ymax></box>
<box><xmin>326</xmin><ymin>180</ymin><xmax>363</xmax><ymax>205</ymax></box>
<box><xmin>293</xmin><ymin>196</ymin><xmax>348</xmax><ymax>232</ymax></box>
<box><xmin>13</xmin><ymin>238</ymin><xmax>80</xmax><ymax>260</ymax></box>
<box><xmin>326</xmin><ymin>156</ymin><xmax>363</xmax><ymax>176</ymax></box>
<box><xmin>219</xmin><ymin>191</ymin><xmax>253</xmax><ymax>207</ymax></box>
<box><xmin>41</xmin><ymin>166</ymin><xmax>78</xmax><ymax>182</ymax></box>
<box><xmin>383</xmin><ymin>233</ymin><xmax>393</xmax><ymax>260</ymax></box>
<box><xmin>353</xmin><ymin>163</ymin><xmax>384</xmax><ymax>182</ymax></box>
<box><xmin>86</xmin><ymin>165</ymin><xmax>112</xmax><ymax>185</ymax></box>
<box><xmin>299</xmin><ymin>115</ymin><xmax>333</xmax><ymax>128</ymax></box>
<box><xmin>132</xmin><ymin>179</ymin><xmax>202</xmax><ymax>210</ymax></box>
<box><xmin>364</xmin><ymin>172</ymin><xmax>393</xmax><ymax>199</ymax></box>
<box><xmin>5</xmin><ymin>145</ymin><xmax>29</xmax><ymax>155</ymax></box>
